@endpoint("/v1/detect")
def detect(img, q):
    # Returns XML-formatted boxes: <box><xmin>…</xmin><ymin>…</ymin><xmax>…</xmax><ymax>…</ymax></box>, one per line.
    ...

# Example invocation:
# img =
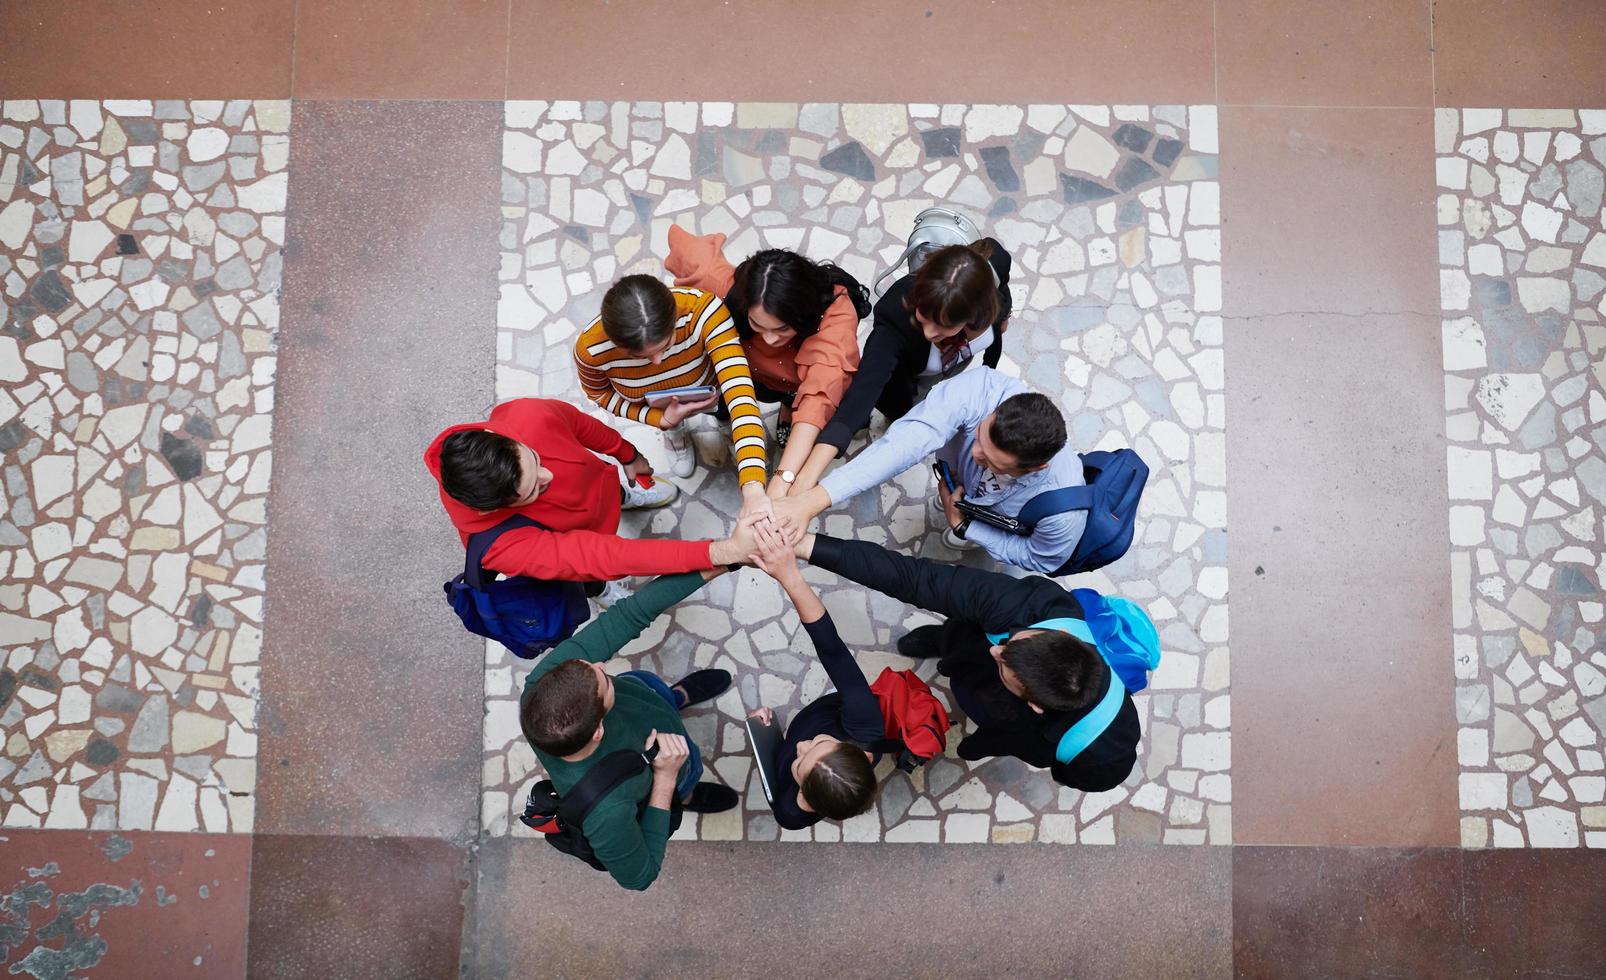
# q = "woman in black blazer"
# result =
<box><xmin>786</xmin><ymin>238</ymin><xmax>1014</xmax><ymax>494</ymax></box>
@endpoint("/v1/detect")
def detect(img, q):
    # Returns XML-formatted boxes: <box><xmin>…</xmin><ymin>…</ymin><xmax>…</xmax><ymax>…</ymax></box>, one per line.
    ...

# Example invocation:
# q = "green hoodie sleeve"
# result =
<box><xmin>526</xmin><ymin>572</ymin><xmax>711</xmax><ymax>689</ymax></box>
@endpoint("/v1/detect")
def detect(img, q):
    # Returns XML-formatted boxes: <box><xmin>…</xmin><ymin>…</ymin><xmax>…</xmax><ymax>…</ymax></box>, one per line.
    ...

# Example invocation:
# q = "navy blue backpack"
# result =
<box><xmin>1016</xmin><ymin>449</ymin><xmax>1149</xmax><ymax>577</ymax></box>
<box><xmin>443</xmin><ymin>514</ymin><xmax>590</xmax><ymax>660</ymax></box>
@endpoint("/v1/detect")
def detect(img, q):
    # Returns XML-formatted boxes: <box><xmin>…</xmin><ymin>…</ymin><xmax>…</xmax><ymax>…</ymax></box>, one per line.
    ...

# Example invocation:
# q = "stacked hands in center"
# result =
<box><xmin>427</xmin><ymin>224</ymin><xmax>1155</xmax><ymax>890</ymax></box>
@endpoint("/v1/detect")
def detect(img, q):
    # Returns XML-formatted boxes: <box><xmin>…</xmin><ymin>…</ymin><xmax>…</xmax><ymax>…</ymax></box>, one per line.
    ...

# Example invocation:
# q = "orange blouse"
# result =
<box><xmin>664</xmin><ymin>225</ymin><xmax>862</xmax><ymax>431</ymax></box>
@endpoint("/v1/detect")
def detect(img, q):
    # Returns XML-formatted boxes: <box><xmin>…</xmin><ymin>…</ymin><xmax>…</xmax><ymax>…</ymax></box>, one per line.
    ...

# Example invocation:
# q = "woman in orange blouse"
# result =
<box><xmin>665</xmin><ymin>226</ymin><xmax>869</xmax><ymax>500</ymax></box>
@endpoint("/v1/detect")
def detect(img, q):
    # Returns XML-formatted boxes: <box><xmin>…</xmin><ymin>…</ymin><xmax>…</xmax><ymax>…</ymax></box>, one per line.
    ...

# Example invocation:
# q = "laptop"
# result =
<box><xmin>744</xmin><ymin>711</ymin><xmax>786</xmax><ymax>806</ymax></box>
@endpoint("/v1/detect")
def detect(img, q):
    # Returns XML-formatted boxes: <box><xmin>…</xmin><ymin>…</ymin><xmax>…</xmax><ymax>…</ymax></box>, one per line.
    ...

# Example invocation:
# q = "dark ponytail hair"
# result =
<box><xmin>904</xmin><ymin>240</ymin><xmax>998</xmax><ymax>332</ymax></box>
<box><xmin>600</xmin><ymin>274</ymin><xmax>678</xmax><ymax>351</ymax></box>
<box><xmin>798</xmin><ymin>741</ymin><xmax>877</xmax><ymax>821</ymax></box>
<box><xmin>726</xmin><ymin>249</ymin><xmax>871</xmax><ymax>342</ymax></box>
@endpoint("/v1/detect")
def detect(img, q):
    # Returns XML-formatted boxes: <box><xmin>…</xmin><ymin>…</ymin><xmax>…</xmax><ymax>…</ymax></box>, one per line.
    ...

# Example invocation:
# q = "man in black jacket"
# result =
<box><xmin>796</xmin><ymin>532</ymin><xmax>1141</xmax><ymax>791</ymax></box>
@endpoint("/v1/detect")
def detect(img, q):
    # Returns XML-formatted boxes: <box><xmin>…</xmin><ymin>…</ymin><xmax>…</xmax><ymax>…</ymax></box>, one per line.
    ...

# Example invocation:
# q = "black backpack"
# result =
<box><xmin>519</xmin><ymin>747</ymin><xmax>682</xmax><ymax>871</ymax></box>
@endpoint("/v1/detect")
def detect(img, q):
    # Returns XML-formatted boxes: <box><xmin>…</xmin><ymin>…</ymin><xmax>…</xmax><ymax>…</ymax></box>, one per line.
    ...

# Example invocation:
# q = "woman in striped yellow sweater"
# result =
<box><xmin>574</xmin><ymin>275</ymin><xmax>772</xmax><ymax>514</ymax></box>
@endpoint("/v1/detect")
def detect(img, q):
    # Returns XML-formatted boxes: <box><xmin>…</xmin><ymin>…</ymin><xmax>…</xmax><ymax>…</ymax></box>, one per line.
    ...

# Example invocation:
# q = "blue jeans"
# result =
<box><xmin>620</xmin><ymin>670</ymin><xmax>703</xmax><ymax>800</ymax></box>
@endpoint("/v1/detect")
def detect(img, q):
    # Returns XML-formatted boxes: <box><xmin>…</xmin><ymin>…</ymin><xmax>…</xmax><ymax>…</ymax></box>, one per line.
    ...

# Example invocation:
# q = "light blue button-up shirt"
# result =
<box><xmin>820</xmin><ymin>367</ymin><xmax>1088</xmax><ymax>573</ymax></box>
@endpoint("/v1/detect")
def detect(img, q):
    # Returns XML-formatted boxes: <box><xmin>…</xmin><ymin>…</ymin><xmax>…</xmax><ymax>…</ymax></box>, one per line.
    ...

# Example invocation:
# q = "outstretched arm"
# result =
<box><xmin>794</xmin><ymin>533</ymin><xmax>1075</xmax><ymax>631</ymax></box>
<box><xmin>532</xmin><ymin>569</ymin><xmax>721</xmax><ymax>680</ymax></box>
<box><xmin>751</xmin><ymin>525</ymin><xmax>882</xmax><ymax>744</ymax></box>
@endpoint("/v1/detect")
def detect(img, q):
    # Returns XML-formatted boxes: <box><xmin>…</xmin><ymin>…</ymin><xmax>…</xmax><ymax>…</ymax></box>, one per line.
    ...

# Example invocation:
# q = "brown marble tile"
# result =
<box><xmin>254</xmin><ymin>101</ymin><xmax>502</xmax><ymax>838</ymax></box>
<box><xmin>507</xmin><ymin>0</ymin><xmax>1215</xmax><ymax>103</ymax></box>
<box><xmin>471</xmin><ymin>838</ymin><xmax>1233</xmax><ymax>977</ymax></box>
<box><xmin>246</xmin><ymin>835</ymin><xmax>469</xmax><ymax>979</ymax></box>
<box><xmin>0</xmin><ymin>0</ymin><xmax>294</xmax><ymax>97</ymax></box>
<box><xmin>1217</xmin><ymin>0</ymin><xmax>1434</xmax><ymax>107</ymax></box>
<box><xmin>1433</xmin><ymin>0</ymin><xmax>1606</xmax><ymax>108</ymax></box>
<box><xmin>293</xmin><ymin>0</ymin><xmax>510</xmax><ymax>100</ymax></box>
<box><xmin>1233</xmin><ymin>847</ymin><xmax>1465</xmax><ymax>978</ymax></box>
<box><xmin>1220</xmin><ymin>105</ymin><xmax>1457</xmax><ymax>846</ymax></box>
<box><xmin>1219</xmin><ymin>106</ymin><xmax>1440</xmax><ymax>319</ymax></box>
<box><xmin>1223</xmin><ymin>312</ymin><xmax>1460</xmax><ymax>847</ymax></box>
<box><xmin>0</xmin><ymin>830</ymin><xmax>250</xmax><ymax>977</ymax></box>
<box><xmin>1462</xmin><ymin>850</ymin><xmax>1606</xmax><ymax>978</ymax></box>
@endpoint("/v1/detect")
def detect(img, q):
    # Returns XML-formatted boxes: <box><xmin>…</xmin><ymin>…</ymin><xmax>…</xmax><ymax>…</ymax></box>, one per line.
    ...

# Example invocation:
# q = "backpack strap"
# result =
<box><xmin>1054</xmin><ymin>671</ymin><xmax>1125</xmax><ymax>764</ymax></box>
<box><xmin>464</xmin><ymin>514</ymin><xmax>546</xmax><ymax>590</ymax></box>
<box><xmin>1016</xmin><ymin>485</ymin><xmax>1096</xmax><ymax>531</ymax></box>
<box><xmin>984</xmin><ymin>616</ymin><xmax>1095</xmax><ymax>647</ymax></box>
<box><xmin>983</xmin><ymin>616</ymin><xmax>1125</xmax><ymax>764</ymax></box>
<box><xmin>555</xmin><ymin>748</ymin><xmax>652</xmax><ymax>830</ymax></box>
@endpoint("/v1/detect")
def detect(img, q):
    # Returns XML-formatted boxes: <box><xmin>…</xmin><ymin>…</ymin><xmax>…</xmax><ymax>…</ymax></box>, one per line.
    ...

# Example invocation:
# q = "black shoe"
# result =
<box><xmin>669</xmin><ymin>669</ymin><xmax>731</xmax><ymax>709</ymax></box>
<box><xmin>896</xmin><ymin>625</ymin><xmax>944</xmax><ymax>659</ymax></box>
<box><xmin>774</xmin><ymin>421</ymin><xmax>792</xmax><ymax>451</ymax></box>
<box><xmin>683</xmin><ymin>782</ymin><xmax>739</xmax><ymax>813</ymax></box>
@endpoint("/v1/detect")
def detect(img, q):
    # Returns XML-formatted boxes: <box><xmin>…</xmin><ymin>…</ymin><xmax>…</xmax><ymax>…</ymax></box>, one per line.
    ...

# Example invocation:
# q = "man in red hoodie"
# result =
<box><xmin>425</xmin><ymin>398</ymin><xmax>759</xmax><ymax>600</ymax></box>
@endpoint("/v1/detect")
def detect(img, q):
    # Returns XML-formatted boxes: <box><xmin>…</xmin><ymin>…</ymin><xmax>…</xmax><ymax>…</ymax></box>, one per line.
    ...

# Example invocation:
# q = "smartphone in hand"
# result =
<box><xmin>932</xmin><ymin>460</ymin><xmax>957</xmax><ymax>493</ymax></box>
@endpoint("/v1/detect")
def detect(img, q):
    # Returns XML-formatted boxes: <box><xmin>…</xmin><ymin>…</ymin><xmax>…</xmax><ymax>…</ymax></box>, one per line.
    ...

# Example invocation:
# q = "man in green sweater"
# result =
<box><xmin>520</xmin><ymin>567</ymin><xmax>740</xmax><ymax>891</ymax></box>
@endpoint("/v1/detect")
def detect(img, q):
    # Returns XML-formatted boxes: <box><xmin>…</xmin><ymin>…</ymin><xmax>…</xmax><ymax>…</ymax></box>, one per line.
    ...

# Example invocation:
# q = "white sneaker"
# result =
<box><xmin>928</xmin><ymin>494</ymin><xmax>945</xmax><ymax>522</ymax></box>
<box><xmin>594</xmin><ymin>580</ymin><xmax>632</xmax><ymax>609</ymax></box>
<box><xmin>942</xmin><ymin>527</ymin><xmax>982</xmax><ymax>551</ymax></box>
<box><xmin>621</xmin><ymin>478</ymin><xmax>679</xmax><ymax>510</ymax></box>
<box><xmin>664</xmin><ymin>425</ymin><xmax>696</xmax><ymax>478</ymax></box>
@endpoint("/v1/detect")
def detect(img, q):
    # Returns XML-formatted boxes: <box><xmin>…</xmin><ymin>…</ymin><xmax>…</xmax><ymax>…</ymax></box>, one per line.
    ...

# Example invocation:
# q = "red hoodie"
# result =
<box><xmin>424</xmin><ymin>398</ymin><xmax>714</xmax><ymax>581</ymax></box>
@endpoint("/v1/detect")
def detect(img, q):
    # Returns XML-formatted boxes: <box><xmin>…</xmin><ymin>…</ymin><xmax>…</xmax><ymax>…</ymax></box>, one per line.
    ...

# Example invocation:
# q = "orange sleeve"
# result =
<box><xmin>790</xmin><ymin>288</ymin><xmax>863</xmax><ymax>430</ymax></box>
<box><xmin>664</xmin><ymin>225</ymin><xmax>737</xmax><ymax>299</ymax></box>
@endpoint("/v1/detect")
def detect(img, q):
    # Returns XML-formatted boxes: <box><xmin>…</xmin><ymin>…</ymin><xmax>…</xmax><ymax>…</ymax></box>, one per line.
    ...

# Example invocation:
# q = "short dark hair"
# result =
<box><xmin>521</xmin><ymin>660</ymin><xmax>606</xmax><ymax>756</ymax></box>
<box><xmin>439</xmin><ymin>430</ymin><xmax>522</xmax><ymax>511</ymax></box>
<box><xmin>904</xmin><ymin>241</ymin><xmax>999</xmax><ymax>331</ymax></box>
<box><xmin>1000</xmin><ymin>631</ymin><xmax>1102</xmax><ymax>712</ymax></box>
<box><xmin>600</xmin><ymin>275</ymin><xmax>678</xmax><ymax>351</ymax></box>
<box><xmin>726</xmin><ymin>249</ymin><xmax>871</xmax><ymax>342</ymax></box>
<box><xmin>989</xmin><ymin>393</ymin><xmax>1067</xmax><ymax>469</ymax></box>
<box><xmin>799</xmin><ymin>742</ymin><xmax>877</xmax><ymax>820</ymax></box>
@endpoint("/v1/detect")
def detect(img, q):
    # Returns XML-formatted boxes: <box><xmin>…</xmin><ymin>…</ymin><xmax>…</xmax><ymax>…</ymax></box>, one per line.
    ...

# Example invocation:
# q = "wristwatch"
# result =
<box><xmin>778</xmin><ymin>469</ymin><xmax>796</xmax><ymax>485</ymax></box>
<box><xmin>951</xmin><ymin>517</ymin><xmax>971</xmax><ymax>540</ymax></box>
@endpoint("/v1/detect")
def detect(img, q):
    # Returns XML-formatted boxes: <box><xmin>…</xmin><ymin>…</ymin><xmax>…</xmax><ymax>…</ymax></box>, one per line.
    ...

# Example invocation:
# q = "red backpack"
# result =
<box><xmin>869</xmin><ymin>668</ymin><xmax>952</xmax><ymax>772</ymax></box>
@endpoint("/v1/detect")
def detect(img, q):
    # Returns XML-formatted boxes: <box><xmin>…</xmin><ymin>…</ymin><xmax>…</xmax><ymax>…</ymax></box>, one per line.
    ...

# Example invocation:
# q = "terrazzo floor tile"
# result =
<box><xmin>1434</xmin><ymin>107</ymin><xmax>1606</xmax><ymax>848</ymax></box>
<box><xmin>485</xmin><ymin>101</ymin><xmax>1231</xmax><ymax>845</ymax></box>
<box><xmin>0</xmin><ymin>99</ymin><xmax>286</xmax><ymax>835</ymax></box>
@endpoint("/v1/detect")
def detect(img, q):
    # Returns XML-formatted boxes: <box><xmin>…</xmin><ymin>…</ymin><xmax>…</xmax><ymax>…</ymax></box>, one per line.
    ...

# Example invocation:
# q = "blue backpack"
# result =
<box><xmin>1016</xmin><ymin>449</ymin><xmax>1149</xmax><ymax>577</ymax></box>
<box><xmin>442</xmin><ymin>514</ymin><xmax>591</xmax><ymax>660</ymax></box>
<box><xmin>986</xmin><ymin>588</ymin><xmax>1161</xmax><ymax>764</ymax></box>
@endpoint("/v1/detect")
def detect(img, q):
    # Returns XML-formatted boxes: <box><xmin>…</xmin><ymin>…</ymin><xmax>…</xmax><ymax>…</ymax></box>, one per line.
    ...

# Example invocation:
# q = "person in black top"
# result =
<box><xmin>784</xmin><ymin>239</ymin><xmax>1014</xmax><ymax>496</ymax></box>
<box><xmin>745</xmin><ymin>524</ymin><xmax>883</xmax><ymax>829</ymax></box>
<box><xmin>793</xmin><ymin>532</ymin><xmax>1140</xmax><ymax>792</ymax></box>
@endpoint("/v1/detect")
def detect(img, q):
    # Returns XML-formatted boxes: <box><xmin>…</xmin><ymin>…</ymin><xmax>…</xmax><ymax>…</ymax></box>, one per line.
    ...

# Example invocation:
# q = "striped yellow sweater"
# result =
<box><xmin>574</xmin><ymin>287</ymin><xmax>768</xmax><ymax>484</ymax></box>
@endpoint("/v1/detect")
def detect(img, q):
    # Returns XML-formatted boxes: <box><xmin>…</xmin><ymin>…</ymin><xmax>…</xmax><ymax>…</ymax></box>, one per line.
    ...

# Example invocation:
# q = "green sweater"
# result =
<box><xmin>522</xmin><ymin>571</ymin><xmax>709</xmax><ymax>891</ymax></box>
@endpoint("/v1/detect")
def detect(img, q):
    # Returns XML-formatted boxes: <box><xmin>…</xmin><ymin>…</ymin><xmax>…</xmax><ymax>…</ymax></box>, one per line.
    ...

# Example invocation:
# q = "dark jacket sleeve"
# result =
<box><xmin>809</xmin><ymin>535</ymin><xmax>1079</xmax><ymax>632</ymax></box>
<box><xmin>801</xmin><ymin>614</ymin><xmax>884</xmax><ymax>745</ymax></box>
<box><xmin>822</xmin><ymin>277</ymin><xmax>925</xmax><ymax>449</ymax></box>
<box><xmin>817</xmin><ymin>297</ymin><xmax>910</xmax><ymax>452</ymax></box>
<box><xmin>982</xmin><ymin>239</ymin><xmax>1013</xmax><ymax>369</ymax></box>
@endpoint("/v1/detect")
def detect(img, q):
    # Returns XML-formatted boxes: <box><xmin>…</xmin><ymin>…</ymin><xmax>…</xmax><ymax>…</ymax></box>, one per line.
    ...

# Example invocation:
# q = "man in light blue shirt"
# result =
<box><xmin>773</xmin><ymin>367</ymin><xmax>1087</xmax><ymax>574</ymax></box>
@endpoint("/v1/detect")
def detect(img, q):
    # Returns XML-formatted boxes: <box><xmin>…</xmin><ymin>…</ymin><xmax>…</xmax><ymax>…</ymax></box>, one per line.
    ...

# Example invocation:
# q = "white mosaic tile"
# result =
<box><xmin>0</xmin><ymin>99</ymin><xmax>286</xmax><ymax>833</ymax></box>
<box><xmin>1436</xmin><ymin>107</ymin><xmax>1606</xmax><ymax>849</ymax></box>
<box><xmin>486</xmin><ymin>101</ymin><xmax>1230</xmax><ymax>844</ymax></box>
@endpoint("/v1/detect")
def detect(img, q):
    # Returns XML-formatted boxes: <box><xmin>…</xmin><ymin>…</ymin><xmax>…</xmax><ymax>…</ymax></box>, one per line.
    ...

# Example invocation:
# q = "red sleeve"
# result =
<box><xmin>482</xmin><ymin>527</ymin><xmax>713</xmax><ymax>581</ymax></box>
<box><xmin>551</xmin><ymin>400</ymin><xmax>637</xmax><ymax>465</ymax></box>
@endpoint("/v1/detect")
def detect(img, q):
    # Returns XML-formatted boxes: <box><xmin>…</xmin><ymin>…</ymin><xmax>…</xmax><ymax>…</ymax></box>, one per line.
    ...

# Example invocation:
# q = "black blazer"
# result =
<box><xmin>808</xmin><ymin>534</ymin><xmax>1141</xmax><ymax>791</ymax></box>
<box><xmin>818</xmin><ymin>238</ymin><xmax>1014</xmax><ymax>453</ymax></box>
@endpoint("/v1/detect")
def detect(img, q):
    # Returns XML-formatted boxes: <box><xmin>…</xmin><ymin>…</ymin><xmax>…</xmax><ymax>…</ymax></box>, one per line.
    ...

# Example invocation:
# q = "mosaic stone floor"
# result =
<box><xmin>484</xmin><ymin>101</ymin><xmax>1231</xmax><ymax>844</ymax></box>
<box><xmin>0</xmin><ymin>99</ymin><xmax>285</xmax><ymax>833</ymax></box>
<box><xmin>1437</xmin><ymin>107</ymin><xmax>1606</xmax><ymax>849</ymax></box>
